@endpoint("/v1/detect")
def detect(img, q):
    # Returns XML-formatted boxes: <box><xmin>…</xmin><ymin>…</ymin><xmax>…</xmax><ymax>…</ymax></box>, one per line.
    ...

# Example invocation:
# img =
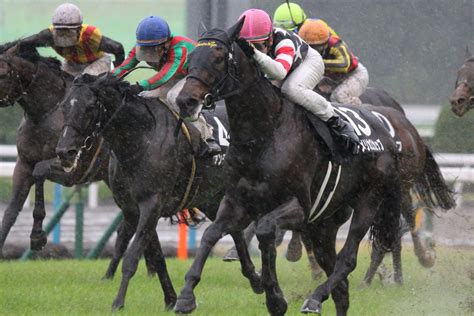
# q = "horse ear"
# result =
<box><xmin>198</xmin><ymin>21</ymin><xmax>209</xmax><ymax>37</ymax></box>
<box><xmin>227</xmin><ymin>17</ymin><xmax>245</xmax><ymax>43</ymax></box>
<box><xmin>466</xmin><ymin>45</ymin><xmax>472</xmax><ymax>59</ymax></box>
<box><xmin>4</xmin><ymin>44</ymin><xmax>19</xmax><ymax>58</ymax></box>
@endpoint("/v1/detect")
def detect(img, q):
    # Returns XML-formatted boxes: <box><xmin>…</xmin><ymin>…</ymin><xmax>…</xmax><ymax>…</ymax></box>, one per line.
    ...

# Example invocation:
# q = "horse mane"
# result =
<box><xmin>0</xmin><ymin>39</ymin><xmax>64</xmax><ymax>77</ymax></box>
<box><xmin>466</xmin><ymin>56</ymin><xmax>474</xmax><ymax>63</ymax></box>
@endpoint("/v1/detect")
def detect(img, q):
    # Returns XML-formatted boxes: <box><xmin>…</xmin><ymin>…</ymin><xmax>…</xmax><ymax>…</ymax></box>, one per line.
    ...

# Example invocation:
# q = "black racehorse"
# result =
<box><xmin>0</xmin><ymin>43</ymin><xmax>160</xmax><ymax>278</ymax></box>
<box><xmin>55</xmin><ymin>73</ymin><xmax>262</xmax><ymax>311</ymax></box>
<box><xmin>174</xmin><ymin>20</ymin><xmax>454</xmax><ymax>315</ymax></box>
<box><xmin>450</xmin><ymin>54</ymin><xmax>474</xmax><ymax>117</ymax></box>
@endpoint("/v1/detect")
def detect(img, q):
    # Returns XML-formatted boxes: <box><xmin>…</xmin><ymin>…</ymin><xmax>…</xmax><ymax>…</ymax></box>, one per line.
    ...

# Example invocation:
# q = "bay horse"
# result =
<box><xmin>55</xmin><ymin>73</ymin><xmax>262</xmax><ymax>311</ymax></box>
<box><xmin>175</xmin><ymin>21</ymin><xmax>403</xmax><ymax>316</ymax></box>
<box><xmin>450</xmin><ymin>54</ymin><xmax>474</xmax><ymax>117</ymax></box>
<box><xmin>174</xmin><ymin>20</ymin><xmax>454</xmax><ymax>315</ymax></box>
<box><xmin>0</xmin><ymin>43</ymin><xmax>159</xmax><ymax>280</ymax></box>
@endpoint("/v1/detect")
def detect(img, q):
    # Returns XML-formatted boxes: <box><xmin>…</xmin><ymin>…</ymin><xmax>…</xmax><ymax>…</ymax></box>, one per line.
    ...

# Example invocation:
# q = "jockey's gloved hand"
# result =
<box><xmin>236</xmin><ymin>38</ymin><xmax>255</xmax><ymax>59</ymax></box>
<box><xmin>128</xmin><ymin>83</ymin><xmax>143</xmax><ymax>95</ymax></box>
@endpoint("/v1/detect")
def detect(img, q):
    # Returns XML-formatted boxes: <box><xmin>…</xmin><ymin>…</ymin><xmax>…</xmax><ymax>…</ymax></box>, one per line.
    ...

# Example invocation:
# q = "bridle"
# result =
<box><xmin>0</xmin><ymin>56</ymin><xmax>39</xmax><ymax>106</ymax></box>
<box><xmin>185</xmin><ymin>37</ymin><xmax>244</xmax><ymax>109</ymax></box>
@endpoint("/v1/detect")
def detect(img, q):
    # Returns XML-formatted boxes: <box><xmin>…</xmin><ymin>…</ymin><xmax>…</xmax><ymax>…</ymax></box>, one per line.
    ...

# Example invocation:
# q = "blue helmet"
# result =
<box><xmin>136</xmin><ymin>16</ymin><xmax>171</xmax><ymax>46</ymax></box>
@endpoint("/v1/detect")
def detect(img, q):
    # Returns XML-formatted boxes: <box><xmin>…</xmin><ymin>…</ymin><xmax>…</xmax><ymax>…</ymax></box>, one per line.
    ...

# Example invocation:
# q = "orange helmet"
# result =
<box><xmin>299</xmin><ymin>19</ymin><xmax>330</xmax><ymax>45</ymax></box>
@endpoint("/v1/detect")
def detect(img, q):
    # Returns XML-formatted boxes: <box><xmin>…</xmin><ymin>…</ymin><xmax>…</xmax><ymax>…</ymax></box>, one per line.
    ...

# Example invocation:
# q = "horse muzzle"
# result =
<box><xmin>176</xmin><ymin>95</ymin><xmax>203</xmax><ymax>121</ymax></box>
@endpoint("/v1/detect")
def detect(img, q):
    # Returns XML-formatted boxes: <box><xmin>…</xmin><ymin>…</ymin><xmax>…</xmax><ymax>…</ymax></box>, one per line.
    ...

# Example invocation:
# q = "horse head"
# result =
<box><xmin>176</xmin><ymin>18</ymin><xmax>259</xmax><ymax>120</ymax></box>
<box><xmin>0</xmin><ymin>44</ymin><xmax>37</xmax><ymax>107</ymax></box>
<box><xmin>56</xmin><ymin>73</ymin><xmax>125</xmax><ymax>170</ymax></box>
<box><xmin>450</xmin><ymin>56</ymin><xmax>474</xmax><ymax>117</ymax></box>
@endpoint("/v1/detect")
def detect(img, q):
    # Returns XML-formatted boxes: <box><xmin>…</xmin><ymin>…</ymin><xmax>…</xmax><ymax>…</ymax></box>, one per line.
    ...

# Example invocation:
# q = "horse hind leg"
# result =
<box><xmin>0</xmin><ymin>161</ymin><xmax>34</xmax><ymax>256</ymax></box>
<box><xmin>362</xmin><ymin>241</ymin><xmax>386</xmax><ymax>286</ymax></box>
<box><xmin>301</xmin><ymin>216</ymin><xmax>346</xmax><ymax>315</ymax></box>
<box><xmin>144</xmin><ymin>230</ymin><xmax>177</xmax><ymax>310</ymax></box>
<box><xmin>222</xmin><ymin>221</ymin><xmax>256</xmax><ymax>262</ymax></box>
<box><xmin>112</xmin><ymin>195</ymin><xmax>161</xmax><ymax>311</ymax></box>
<box><xmin>256</xmin><ymin>197</ymin><xmax>306</xmax><ymax>316</ymax></box>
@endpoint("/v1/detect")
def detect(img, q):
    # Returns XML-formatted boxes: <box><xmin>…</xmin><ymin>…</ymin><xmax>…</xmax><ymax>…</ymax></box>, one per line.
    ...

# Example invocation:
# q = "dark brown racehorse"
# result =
<box><xmin>0</xmin><ymin>43</ymin><xmax>160</xmax><ymax>280</ymax></box>
<box><xmin>0</xmin><ymin>43</ymin><xmax>108</xmax><ymax>253</ymax></box>
<box><xmin>450</xmin><ymin>54</ymin><xmax>474</xmax><ymax>117</ymax></box>
<box><xmin>55</xmin><ymin>73</ymin><xmax>261</xmax><ymax>311</ymax></box>
<box><xmin>173</xmin><ymin>20</ymin><xmax>410</xmax><ymax>315</ymax></box>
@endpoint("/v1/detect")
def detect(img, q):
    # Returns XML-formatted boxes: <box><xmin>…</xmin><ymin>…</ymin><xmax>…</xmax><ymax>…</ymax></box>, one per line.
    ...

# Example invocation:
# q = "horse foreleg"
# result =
<box><xmin>256</xmin><ymin>197</ymin><xmax>306</xmax><ymax>316</ymax></box>
<box><xmin>0</xmin><ymin>160</ymin><xmax>34</xmax><ymax>256</ymax></box>
<box><xmin>112</xmin><ymin>195</ymin><xmax>161</xmax><ymax>311</ymax></box>
<box><xmin>223</xmin><ymin>221</ymin><xmax>256</xmax><ymax>261</ymax></box>
<box><xmin>230</xmin><ymin>231</ymin><xmax>263</xmax><ymax>294</ymax></box>
<box><xmin>30</xmin><ymin>180</ymin><xmax>47</xmax><ymax>251</ymax></box>
<box><xmin>103</xmin><ymin>208</ymin><xmax>138</xmax><ymax>280</ymax></box>
<box><xmin>144</xmin><ymin>229</ymin><xmax>177</xmax><ymax>310</ymax></box>
<box><xmin>175</xmin><ymin>195</ymin><xmax>249</xmax><ymax>314</ymax></box>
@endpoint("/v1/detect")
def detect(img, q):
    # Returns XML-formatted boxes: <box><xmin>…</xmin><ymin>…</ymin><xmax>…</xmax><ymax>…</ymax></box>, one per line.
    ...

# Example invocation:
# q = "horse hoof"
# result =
<box><xmin>165</xmin><ymin>295</ymin><xmax>177</xmax><ymax>311</ymax></box>
<box><xmin>222</xmin><ymin>249</ymin><xmax>239</xmax><ymax>262</ymax></box>
<box><xmin>101</xmin><ymin>274</ymin><xmax>114</xmax><ymax>281</ymax></box>
<box><xmin>286</xmin><ymin>241</ymin><xmax>302</xmax><ymax>262</ymax></box>
<box><xmin>300</xmin><ymin>298</ymin><xmax>322</xmax><ymax>314</ymax></box>
<box><xmin>174</xmin><ymin>296</ymin><xmax>197</xmax><ymax>314</ymax></box>
<box><xmin>30</xmin><ymin>233</ymin><xmax>47</xmax><ymax>251</ymax></box>
<box><xmin>111</xmin><ymin>300</ymin><xmax>124</xmax><ymax>312</ymax></box>
<box><xmin>250</xmin><ymin>273</ymin><xmax>264</xmax><ymax>294</ymax></box>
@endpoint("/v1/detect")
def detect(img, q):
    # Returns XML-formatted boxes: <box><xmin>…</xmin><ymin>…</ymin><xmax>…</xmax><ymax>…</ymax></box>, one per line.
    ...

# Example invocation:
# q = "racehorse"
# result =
<box><xmin>450</xmin><ymin>54</ymin><xmax>474</xmax><ymax>117</ymax></box>
<box><xmin>55</xmin><ymin>73</ymin><xmax>262</xmax><ymax>311</ymax></box>
<box><xmin>0</xmin><ymin>43</ymin><xmax>160</xmax><ymax>279</ymax></box>
<box><xmin>174</xmin><ymin>20</ymin><xmax>416</xmax><ymax>315</ymax></box>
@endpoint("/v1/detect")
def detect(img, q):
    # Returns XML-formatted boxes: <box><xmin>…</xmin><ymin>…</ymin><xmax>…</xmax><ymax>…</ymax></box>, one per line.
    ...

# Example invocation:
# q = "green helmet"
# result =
<box><xmin>273</xmin><ymin>2</ymin><xmax>307</xmax><ymax>31</ymax></box>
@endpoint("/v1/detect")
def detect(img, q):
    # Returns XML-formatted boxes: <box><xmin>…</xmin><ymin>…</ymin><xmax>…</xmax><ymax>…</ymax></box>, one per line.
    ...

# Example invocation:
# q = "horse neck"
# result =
<box><xmin>100</xmin><ymin>95</ymin><xmax>158</xmax><ymax>164</ymax></box>
<box><xmin>225</xmin><ymin>76</ymin><xmax>282</xmax><ymax>146</ymax></box>
<box><xmin>17</xmin><ymin>60</ymin><xmax>67</xmax><ymax>122</ymax></box>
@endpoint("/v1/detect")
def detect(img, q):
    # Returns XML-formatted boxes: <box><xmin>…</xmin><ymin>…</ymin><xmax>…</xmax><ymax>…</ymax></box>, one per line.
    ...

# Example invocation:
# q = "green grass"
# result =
<box><xmin>1</xmin><ymin>245</ymin><xmax>473</xmax><ymax>315</ymax></box>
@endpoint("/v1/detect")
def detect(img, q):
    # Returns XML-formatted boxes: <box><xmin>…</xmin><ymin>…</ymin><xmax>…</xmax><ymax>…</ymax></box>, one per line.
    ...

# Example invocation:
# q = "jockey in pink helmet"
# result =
<box><xmin>237</xmin><ymin>9</ymin><xmax>359</xmax><ymax>152</ymax></box>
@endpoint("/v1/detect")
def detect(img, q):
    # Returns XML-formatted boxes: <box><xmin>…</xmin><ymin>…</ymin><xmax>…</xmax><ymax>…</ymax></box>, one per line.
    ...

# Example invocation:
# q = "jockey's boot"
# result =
<box><xmin>326</xmin><ymin>114</ymin><xmax>360</xmax><ymax>154</ymax></box>
<box><xmin>199</xmin><ymin>136</ymin><xmax>222</xmax><ymax>157</ymax></box>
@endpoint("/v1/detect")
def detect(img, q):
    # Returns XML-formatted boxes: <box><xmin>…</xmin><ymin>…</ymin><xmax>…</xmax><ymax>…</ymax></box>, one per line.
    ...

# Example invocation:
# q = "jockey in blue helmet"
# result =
<box><xmin>113</xmin><ymin>16</ymin><xmax>221</xmax><ymax>157</ymax></box>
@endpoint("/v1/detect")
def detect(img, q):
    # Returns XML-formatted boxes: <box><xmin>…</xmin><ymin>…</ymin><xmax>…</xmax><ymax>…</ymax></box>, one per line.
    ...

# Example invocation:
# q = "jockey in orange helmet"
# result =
<box><xmin>299</xmin><ymin>19</ymin><xmax>369</xmax><ymax>106</ymax></box>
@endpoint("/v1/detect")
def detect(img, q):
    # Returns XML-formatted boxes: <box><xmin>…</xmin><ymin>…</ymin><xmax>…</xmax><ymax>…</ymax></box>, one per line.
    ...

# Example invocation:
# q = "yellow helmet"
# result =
<box><xmin>299</xmin><ymin>19</ymin><xmax>330</xmax><ymax>45</ymax></box>
<box><xmin>273</xmin><ymin>2</ymin><xmax>307</xmax><ymax>31</ymax></box>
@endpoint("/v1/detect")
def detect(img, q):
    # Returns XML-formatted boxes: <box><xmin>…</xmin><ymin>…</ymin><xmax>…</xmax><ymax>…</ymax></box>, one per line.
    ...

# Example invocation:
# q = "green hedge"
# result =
<box><xmin>432</xmin><ymin>105</ymin><xmax>474</xmax><ymax>153</ymax></box>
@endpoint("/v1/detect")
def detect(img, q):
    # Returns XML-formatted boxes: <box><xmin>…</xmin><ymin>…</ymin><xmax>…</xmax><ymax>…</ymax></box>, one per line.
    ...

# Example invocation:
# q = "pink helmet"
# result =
<box><xmin>239</xmin><ymin>9</ymin><xmax>272</xmax><ymax>42</ymax></box>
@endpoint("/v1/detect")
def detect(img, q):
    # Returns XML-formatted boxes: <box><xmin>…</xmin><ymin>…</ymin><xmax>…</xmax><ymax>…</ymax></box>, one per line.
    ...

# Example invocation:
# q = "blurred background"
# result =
<box><xmin>0</xmin><ymin>0</ymin><xmax>472</xmax><ymax>255</ymax></box>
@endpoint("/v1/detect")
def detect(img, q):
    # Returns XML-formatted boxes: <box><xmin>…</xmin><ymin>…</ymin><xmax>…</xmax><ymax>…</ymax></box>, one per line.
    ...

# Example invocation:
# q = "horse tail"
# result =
<box><xmin>370</xmin><ymin>173</ymin><xmax>402</xmax><ymax>252</ymax></box>
<box><xmin>415</xmin><ymin>147</ymin><xmax>456</xmax><ymax>210</ymax></box>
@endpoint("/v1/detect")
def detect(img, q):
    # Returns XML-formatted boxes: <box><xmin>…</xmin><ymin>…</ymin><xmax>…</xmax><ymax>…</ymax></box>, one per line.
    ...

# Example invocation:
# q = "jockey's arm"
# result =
<box><xmin>19</xmin><ymin>29</ymin><xmax>54</xmax><ymax>49</ymax></box>
<box><xmin>111</xmin><ymin>47</ymin><xmax>139</xmax><ymax>78</ymax></box>
<box><xmin>253</xmin><ymin>39</ymin><xmax>295</xmax><ymax>81</ymax></box>
<box><xmin>99</xmin><ymin>36</ymin><xmax>125</xmax><ymax>66</ymax></box>
<box><xmin>323</xmin><ymin>41</ymin><xmax>351</xmax><ymax>73</ymax></box>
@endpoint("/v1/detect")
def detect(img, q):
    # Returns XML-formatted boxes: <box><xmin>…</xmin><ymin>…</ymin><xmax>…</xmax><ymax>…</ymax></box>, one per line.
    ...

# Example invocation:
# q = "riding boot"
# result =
<box><xmin>326</xmin><ymin>114</ymin><xmax>360</xmax><ymax>154</ymax></box>
<box><xmin>198</xmin><ymin>136</ymin><xmax>222</xmax><ymax>158</ymax></box>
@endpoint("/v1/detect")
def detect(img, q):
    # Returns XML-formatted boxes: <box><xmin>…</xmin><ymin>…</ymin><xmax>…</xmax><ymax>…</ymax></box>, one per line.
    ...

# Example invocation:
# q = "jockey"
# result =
<box><xmin>299</xmin><ymin>19</ymin><xmax>369</xmax><ymax>106</ymax></box>
<box><xmin>272</xmin><ymin>2</ymin><xmax>337</xmax><ymax>36</ymax></box>
<box><xmin>18</xmin><ymin>3</ymin><xmax>124</xmax><ymax>76</ymax></box>
<box><xmin>237</xmin><ymin>9</ymin><xmax>359</xmax><ymax>152</ymax></box>
<box><xmin>112</xmin><ymin>16</ymin><xmax>221</xmax><ymax>157</ymax></box>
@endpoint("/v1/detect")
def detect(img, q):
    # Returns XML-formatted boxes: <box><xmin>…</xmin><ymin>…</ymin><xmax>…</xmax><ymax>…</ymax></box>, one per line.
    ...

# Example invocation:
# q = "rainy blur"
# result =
<box><xmin>0</xmin><ymin>1</ymin><xmax>472</xmax><ymax>315</ymax></box>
